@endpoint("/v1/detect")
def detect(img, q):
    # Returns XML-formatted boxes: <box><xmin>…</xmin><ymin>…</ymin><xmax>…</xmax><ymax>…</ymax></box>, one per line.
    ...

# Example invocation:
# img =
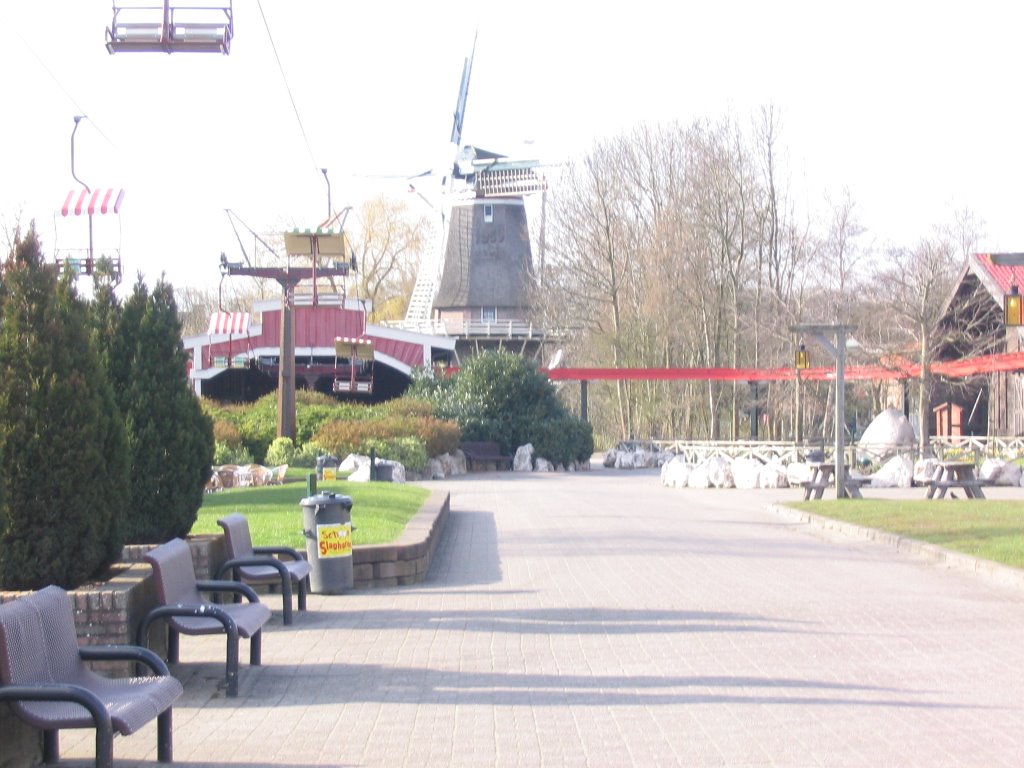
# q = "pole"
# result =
<box><xmin>277</xmin><ymin>278</ymin><xmax>299</xmax><ymax>440</ymax></box>
<box><xmin>835</xmin><ymin>329</ymin><xmax>847</xmax><ymax>498</ymax></box>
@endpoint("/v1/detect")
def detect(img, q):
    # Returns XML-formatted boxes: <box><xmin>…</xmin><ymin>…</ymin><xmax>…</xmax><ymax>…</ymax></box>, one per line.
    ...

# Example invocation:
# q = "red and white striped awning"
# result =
<box><xmin>61</xmin><ymin>188</ymin><xmax>125</xmax><ymax>216</ymax></box>
<box><xmin>207</xmin><ymin>312</ymin><xmax>250</xmax><ymax>335</ymax></box>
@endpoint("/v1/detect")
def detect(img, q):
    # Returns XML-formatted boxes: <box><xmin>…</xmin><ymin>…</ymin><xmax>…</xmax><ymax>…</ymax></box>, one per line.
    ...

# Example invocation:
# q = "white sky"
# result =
<box><xmin>3</xmin><ymin>1</ymin><xmax>1024</xmax><ymax>294</ymax></box>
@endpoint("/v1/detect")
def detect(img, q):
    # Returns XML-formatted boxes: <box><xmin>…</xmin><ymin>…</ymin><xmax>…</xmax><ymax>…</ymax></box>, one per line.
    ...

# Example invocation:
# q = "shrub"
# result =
<box><xmin>213</xmin><ymin>419</ymin><xmax>242</xmax><ymax>447</ymax></box>
<box><xmin>292</xmin><ymin>440</ymin><xmax>324</xmax><ymax>468</ymax></box>
<box><xmin>264</xmin><ymin>437</ymin><xmax>295</xmax><ymax>466</ymax></box>
<box><xmin>409</xmin><ymin>351</ymin><xmax>591</xmax><ymax>463</ymax></box>
<box><xmin>214</xmin><ymin>441</ymin><xmax>253</xmax><ymax>466</ymax></box>
<box><xmin>362</xmin><ymin>436</ymin><xmax>429</xmax><ymax>473</ymax></box>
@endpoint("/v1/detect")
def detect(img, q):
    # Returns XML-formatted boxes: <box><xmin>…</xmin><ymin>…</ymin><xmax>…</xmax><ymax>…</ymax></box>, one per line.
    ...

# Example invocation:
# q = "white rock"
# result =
<box><xmin>870</xmin><ymin>455</ymin><xmax>914</xmax><ymax>488</ymax></box>
<box><xmin>339</xmin><ymin>453</ymin><xmax>370</xmax><ymax>472</ymax></box>
<box><xmin>759</xmin><ymin>462</ymin><xmax>789</xmax><ymax>488</ymax></box>
<box><xmin>705</xmin><ymin>456</ymin><xmax>734</xmax><ymax>488</ymax></box>
<box><xmin>426</xmin><ymin>458</ymin><xmax>446</xmax><ymax>480</ymax></box>
<box><xmin>732</xmin><ymin>457</ymin><xmax>762</xmax><ymax>489</ymax></box>
<box><xmin>858</xmin><ymin>407</ymin><xmax>917</xmax><ymax>460</ymax></box>
<box><xmin>981</xmin><ymin>458</ymin><xmax>1022</xmax><ymax>486</ymax></box>
<box><xmin>661</xmin><ymin>456</ymin><xmax>691</xmax><ymax>488</ymax></box>
<box><xmin>534</xmin><ymin>457</ymin><xmax>555</xmax><ymax>472</ymax></box>
<box><xmin>687</xmin><ymin>462</ymin><xmax>711</xmax><ymax>488</ymax></box>
<box><xmin>603</xmin><ymin>450</ymin><xmax>618</xmax><ymax>467</ymax></box>
<box><xmin>786</xmin><ymin>462</ymin><xmax>812</xmax><ymax>486</ymax></box>
<box><xmin>914</xmin><ymin>458</ymin><xmax>939</xmax><ymax>485</ymax></box>
<box><xmin>444</xmin><ymin>451</ymin><xmax>467</xmax><ymax>476</ymax></box>
<box><xmin>514</xmin><ymin>443</ymin><xmax>534</xmax><ymax>472</ymax></box>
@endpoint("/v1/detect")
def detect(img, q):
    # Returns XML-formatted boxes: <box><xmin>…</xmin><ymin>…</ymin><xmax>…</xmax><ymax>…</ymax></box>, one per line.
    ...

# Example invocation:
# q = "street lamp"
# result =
<box><xmin>790</xmin><ymin>323</ymin><xmax>857</xmax><ymax>499</ymax></box>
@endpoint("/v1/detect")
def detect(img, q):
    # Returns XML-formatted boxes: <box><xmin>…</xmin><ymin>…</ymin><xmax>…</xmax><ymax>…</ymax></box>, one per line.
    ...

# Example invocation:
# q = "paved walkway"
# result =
<box><xmin>62</xmin><ymin>466</ymin><xmax>1024</xmax><ymax>766</ymax></box>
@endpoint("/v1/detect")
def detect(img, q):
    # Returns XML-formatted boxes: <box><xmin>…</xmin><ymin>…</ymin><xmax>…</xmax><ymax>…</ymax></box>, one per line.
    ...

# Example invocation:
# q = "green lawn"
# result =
<box><xmin>789</xmin><ymin>499</ymin><xmax>1024</xmax><ymax>569</ymax></box>
<box><xmin>192</xmin><ymin>477</ymin><xmax>430</xmax><ymax>549</ymax></box>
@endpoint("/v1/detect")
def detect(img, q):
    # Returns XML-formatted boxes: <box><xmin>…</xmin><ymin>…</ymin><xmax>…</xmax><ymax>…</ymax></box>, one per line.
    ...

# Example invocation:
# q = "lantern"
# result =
<box><xmin>1005</xmin><ymin>284</ymin><xmax>1022</xmax><ymax>327</ymax></box>
<box><xmin>795</xmin><ymin>343</ymin><xmax>810</xmax><ymax>370</ymax></box>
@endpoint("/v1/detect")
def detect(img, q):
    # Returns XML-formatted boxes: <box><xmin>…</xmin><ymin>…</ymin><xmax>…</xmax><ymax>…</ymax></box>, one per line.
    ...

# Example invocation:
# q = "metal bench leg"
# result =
<box><xmin>167</xmin><ymin>628</ymin><xmax>180</xmax><ymax>664</ymax></box>
<box><xmin>297</xmin><ymin>577</ymin><xmax>308</xmax><ymax>612</ymax></box>
<box><xmin>280</xmin><ymin>576</ymin><xmax>294</xmax><ymax>625</ymax></box>
<box><xmin>225</xmin><ymin>626</ymin><xmax>240</xmax><ymax>698</ymax></box>
<box><xmin>43</xmin><ymin>729</ymin><xmax>59</xmax><ymax>765</ymax></box>
<box><xmin>95</xmin><ymin>721</ymin><xmax>115</xmax><ymax>768</ymax></box>
<box><xmin>157</xmin><ymin>708</ymin><xmax>174</xmax><ymax>762</ymax></box>
<box><xmin>250</xmin><ymin>629</ymin><xmax>262</xmax><ymax>667</ymax></box>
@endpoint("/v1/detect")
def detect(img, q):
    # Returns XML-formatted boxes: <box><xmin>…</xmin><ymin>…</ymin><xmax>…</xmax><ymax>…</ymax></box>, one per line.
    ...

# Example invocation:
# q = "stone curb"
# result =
<box><xmin>768</xmin><ymin>503</ymin><xmax>1024</xmax><ymax>591</ymax></box>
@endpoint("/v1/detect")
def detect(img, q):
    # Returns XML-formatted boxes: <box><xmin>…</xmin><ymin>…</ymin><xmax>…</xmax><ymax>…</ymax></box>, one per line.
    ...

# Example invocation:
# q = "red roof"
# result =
<box><xmin>974</xmin><ymin>253</ymin><xmax>1024</xmax><ymax>293</ymax></box>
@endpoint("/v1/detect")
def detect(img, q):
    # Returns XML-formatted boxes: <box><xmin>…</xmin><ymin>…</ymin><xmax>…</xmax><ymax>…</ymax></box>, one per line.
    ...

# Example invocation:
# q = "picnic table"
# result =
<box><xmin>801</xmin><ymin>462</ymin><xmax>863</xmax><ymax>500</ymax></box>
<box><xmin>926</xmin><ymin>461</ymin><xmax>985</xmax><ymax>499</ymax></box>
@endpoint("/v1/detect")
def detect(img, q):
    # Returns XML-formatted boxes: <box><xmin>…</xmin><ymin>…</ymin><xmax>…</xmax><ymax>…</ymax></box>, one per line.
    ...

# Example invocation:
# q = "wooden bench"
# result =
<box><xmin>460</xmin><ymin>441</ymin><xmax>513</xmax><ymax>471</ymax></box>
<box><xmin>0</xmin><ymin>585</ymin><xmax>183</xmax><ymax>767</ymax></box>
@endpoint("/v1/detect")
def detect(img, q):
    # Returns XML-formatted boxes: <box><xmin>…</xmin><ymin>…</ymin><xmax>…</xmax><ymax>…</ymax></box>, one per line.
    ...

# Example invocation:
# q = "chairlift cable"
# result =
<box><xmin>256</xmin><ymin>0</ymin><xmax>321</xmax><ymax>182</ymax></box>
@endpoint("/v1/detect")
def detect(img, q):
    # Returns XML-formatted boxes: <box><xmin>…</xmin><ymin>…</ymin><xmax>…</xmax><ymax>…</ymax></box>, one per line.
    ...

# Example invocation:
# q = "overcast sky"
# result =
<box><xmin>3</xmin><ymin>1</ymin><xmax>1023</xmax><ymax>295</ymax></box>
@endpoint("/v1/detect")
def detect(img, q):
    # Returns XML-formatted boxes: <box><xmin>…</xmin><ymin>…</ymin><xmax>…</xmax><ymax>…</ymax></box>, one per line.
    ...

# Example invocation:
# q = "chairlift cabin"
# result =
<box><xmin>333</xmin><ymin>337</ymin><xmax>374</xmax><ymax>395</ymax></box>
<box><xmin>106</xmin><ymin>2</ymin><xmax>233</xmax><ymax>54</ymax></box>
<box><xmin>55</xmin><ymin>187</ymin><xmax>125</xmax><ymax>285</ymax></box>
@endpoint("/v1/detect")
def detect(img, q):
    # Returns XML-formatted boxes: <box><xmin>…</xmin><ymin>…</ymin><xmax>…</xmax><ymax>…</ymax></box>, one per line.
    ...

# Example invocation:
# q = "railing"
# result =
<box><xmin>649</xmin><ymin>436</ymin><xmax>1023</xmax><ymax>466</ymax></box>
<box><xmin>382</xmin><ymin>317</ymin><xmax>543</xmax><ymax>338</ymax></box>
<box><xmin>930</xmin><ymin>436</ymin><xmax>1024</xmax><ymax>460</ymax></box>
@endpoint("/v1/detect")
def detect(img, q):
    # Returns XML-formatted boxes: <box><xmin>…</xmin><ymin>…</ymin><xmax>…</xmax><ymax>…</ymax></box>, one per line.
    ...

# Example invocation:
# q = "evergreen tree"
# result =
<box><xmin>0</xmin><ymin>227</ymin><xmax>128</xmax><ymax>589</ymax></box>
<box><xmin>114</xmin><ymin>277</ymin><xmax>213</xmax><ymax>542</ymax></box>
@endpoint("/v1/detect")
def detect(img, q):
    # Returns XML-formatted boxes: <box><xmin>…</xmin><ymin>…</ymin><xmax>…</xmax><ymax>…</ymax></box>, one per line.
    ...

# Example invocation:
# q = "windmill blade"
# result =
<box><xmin>449</xmin><ymin>30</ymin><xmax>477</xmax><ymax>146</ymax></box>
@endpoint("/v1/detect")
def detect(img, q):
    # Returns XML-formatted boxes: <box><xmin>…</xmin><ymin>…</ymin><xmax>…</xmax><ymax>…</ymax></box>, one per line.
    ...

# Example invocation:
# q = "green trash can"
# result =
<box><xmin>300</xmin><ymin>492</ymin><xmax>354</xmax><ymax>594</ymax></box>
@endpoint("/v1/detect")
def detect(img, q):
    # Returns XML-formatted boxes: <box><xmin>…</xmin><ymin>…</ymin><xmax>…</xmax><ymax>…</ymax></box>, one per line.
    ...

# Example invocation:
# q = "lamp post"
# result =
<box><xmin>791</xmin><ymin>323</ymin><xmax>857</xmax><ymax>499</ymax></box>
<box><xmin>321</xmin><ymin>168</ymin><xmax>331</xmax><ymax>223</ymax></box>
<box><xmin>70</xmin><ymin>116</ymin><xmax>94</xmax><ymax>269</ymax></box>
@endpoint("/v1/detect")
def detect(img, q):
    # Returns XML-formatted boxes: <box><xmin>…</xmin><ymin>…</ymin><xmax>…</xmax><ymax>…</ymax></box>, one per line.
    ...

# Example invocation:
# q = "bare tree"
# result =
<box><xmin>348</xmin><ymin>195</ymin><xmax>429</xmax><ymax>322</ymax></box>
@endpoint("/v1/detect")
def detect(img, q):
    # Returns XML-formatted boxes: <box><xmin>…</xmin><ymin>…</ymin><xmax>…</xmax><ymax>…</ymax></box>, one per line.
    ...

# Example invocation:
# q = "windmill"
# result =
<box><xmin>401</xmin><ymin>37</ymin><xmax>549</xmax><ymax>354</ymax></box>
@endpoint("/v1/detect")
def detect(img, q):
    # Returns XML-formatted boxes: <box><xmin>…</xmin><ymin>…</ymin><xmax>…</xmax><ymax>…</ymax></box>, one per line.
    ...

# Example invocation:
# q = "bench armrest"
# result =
<box><xmin>0</xmin><ymin>683</ymin><xmax>111</xmax><ymax>730</ymax></box>
<box><xmin>195</xmin><ymin>579</ymin><xmax>262</xmax><ymax>603</ymax></box>
<box><xmin>253</xmin><ymin>545</ymin><xmax>305</xmax><ymax>562</ymax></box>
<box><xmin>216</xmin><ymin>556</ymin><xmax>290</xmax><ymax>581</ymax></box>
<box><xmin>79</xmin><ymin>644</ymin><xmax>172</xmax><ymax>676</ymax></box>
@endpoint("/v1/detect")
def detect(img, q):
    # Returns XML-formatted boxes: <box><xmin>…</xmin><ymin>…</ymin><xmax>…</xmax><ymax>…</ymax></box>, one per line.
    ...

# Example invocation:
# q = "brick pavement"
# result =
<box><xmin>59</xmin><ymin>466</ymin><xmax>1024</xmax><ymax>766</ymax></box>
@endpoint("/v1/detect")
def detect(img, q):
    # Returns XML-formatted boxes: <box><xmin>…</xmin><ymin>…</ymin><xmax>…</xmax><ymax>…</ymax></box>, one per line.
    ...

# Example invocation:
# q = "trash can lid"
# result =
<box><xmin>300</xmin><ymin>492</ymin><xmax>353</xmax><ymax>508</ymax></box>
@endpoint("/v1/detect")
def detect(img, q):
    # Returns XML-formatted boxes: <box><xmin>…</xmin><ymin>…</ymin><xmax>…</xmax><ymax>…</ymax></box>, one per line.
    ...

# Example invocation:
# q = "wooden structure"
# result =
<box><xmin>935</xmin><ymin>254</ymin><xmax>1024</xmax><ymax>436</ymax></box>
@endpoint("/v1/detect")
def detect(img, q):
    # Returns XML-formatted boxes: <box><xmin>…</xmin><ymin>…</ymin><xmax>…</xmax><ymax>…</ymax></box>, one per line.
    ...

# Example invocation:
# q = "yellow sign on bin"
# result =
<box><xmin>317</xmin><ymin>523</ymin><xmax>352</xmax><ymax>558</ymax></box>
<box><xmin>323</xmin><ymin>467</ymin><xmax>336</xmax><ymax>481</ymax></box>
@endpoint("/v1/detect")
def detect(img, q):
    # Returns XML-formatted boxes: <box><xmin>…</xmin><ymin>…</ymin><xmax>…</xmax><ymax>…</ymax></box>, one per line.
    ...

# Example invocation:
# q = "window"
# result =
<box><xmin>484</xmin><ymin>203</ymin><xmax>493</xmax><ymax>223</ymax></box>
<box><xmin>481</xmin><ymin>307</ymin><xmax>497</xmax><ymax>322</ymax></box>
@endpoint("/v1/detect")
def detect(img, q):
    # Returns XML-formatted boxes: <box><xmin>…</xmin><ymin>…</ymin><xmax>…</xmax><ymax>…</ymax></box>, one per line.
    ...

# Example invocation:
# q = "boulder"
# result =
<box><xmin>980</xmin><ymin>458</ymin><xmax>1022</xmax><ymax>486</ymax></box>
<box><xmin>706</xmin><ymin>456</ymin><xmax>734</xmax><ymax>488</ymax></box>
<box><xmin>786</xmin><ymin>462</ymin><xmax>812</xmax><ymax>486</ymax></box>
<box><xmin>443</xmin><ymin>451</ymin><xmax>467</xmax><ymax>476</ymax></box>
<box><xmin>914</xmin><ymin>458</ymin><xmax>939</xmax><ymax>485</ymax></box>
<box><xmin>426</xmin><ymin>458</ymin><xmax>446</xmax><ymax>480</ymax></box>
<box><xmin>687</xmin><ymin>461</ymin><xmax>711</xmax><ymax>488</ymax></box>
<box><xmin>514</xmin><ymin>443</ymin><xmax>534</xmax><ymax>472</ymax></box>
<box><xmin>759</xmin><ymin>461</ymin><xmax>789</xmax><ymax>488</ymax></box>
<box><xmin>534</xmin><ymin>457</ymin><xmax>555</xmax><ymax>472</ymax></box>
<box><xmin>732</xmin><ymin>457</ymin><xmax>762</xmax><ymax>490</ymax></box>
<box><xmin>857</xmin><ymin>407</ymin><xmax>917</xmax><ymax>461</ymax></box>
<box><xmin>660</xmin><ymin>456</ymin><xmax>691</xmax><ymax>488</ymax></box>
<box><xmin>870</xmin><ymin>455</ymin><xmax>914</xmax><ymax>488</ymax></box>
<box><xmin>339</xmin><ymin>453</ymin><xmax>370</xmax><ymax>473</ymax></box>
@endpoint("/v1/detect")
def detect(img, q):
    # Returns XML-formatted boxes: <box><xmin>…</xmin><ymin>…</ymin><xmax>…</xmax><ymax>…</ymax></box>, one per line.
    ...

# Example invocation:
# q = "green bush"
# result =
<box><xmin>214</xmin><ymin>441</ymin><xmax>253</xmax><ymax>466</ymax></box>
<box><xmin>264</xmin><ymin>437</ymin><xmax>296</xmax><ymax>466</ymax></box>
<box><xmin>292</xmin><ymin>440</ymin><xmax>324</xmax><ymax>468</ymax></box>
<box><xmin>408</xmin><ymin>351</ymin><xmax>592</xmax><ymax>464</ymax></box>
<box><xmin>362</xmin><ymin>436</ymin><xmax>429</xmax><ymax>473</ymax></box>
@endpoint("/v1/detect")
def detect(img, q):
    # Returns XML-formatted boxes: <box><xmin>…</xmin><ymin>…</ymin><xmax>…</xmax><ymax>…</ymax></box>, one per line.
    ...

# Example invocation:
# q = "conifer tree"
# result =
<box><xmin>113</xmin><ymin>276</ymin><xmax>214</xmax><ymax>542</ymax></box>
<box><xmin>0</xmin><ymin>227</ymin><xmax>128</xmax><ymax>589</ymax></box>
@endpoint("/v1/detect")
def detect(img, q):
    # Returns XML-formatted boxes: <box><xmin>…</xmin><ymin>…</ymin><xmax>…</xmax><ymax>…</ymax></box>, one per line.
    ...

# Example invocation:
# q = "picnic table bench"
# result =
<box><xmin>926</xmin><ymin>461</ymin><xmax>986</xmax><ymax>499</ymax></box>
<box><xmin>800</xmin><ymin>462</ymin><xmax>865</xmax><ymax>499</ymax></box>
<box><xmin>460</xmin><ymin>441</ymin><xmax>513</xmax><ymax>471</ymax></box>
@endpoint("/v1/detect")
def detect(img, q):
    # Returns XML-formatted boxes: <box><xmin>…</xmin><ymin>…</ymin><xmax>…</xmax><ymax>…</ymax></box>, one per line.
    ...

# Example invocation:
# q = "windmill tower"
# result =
<box><xmin>402</xmin><ymin>39</ymin><xmax>548</xmax><ymax>355</ymax></box>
